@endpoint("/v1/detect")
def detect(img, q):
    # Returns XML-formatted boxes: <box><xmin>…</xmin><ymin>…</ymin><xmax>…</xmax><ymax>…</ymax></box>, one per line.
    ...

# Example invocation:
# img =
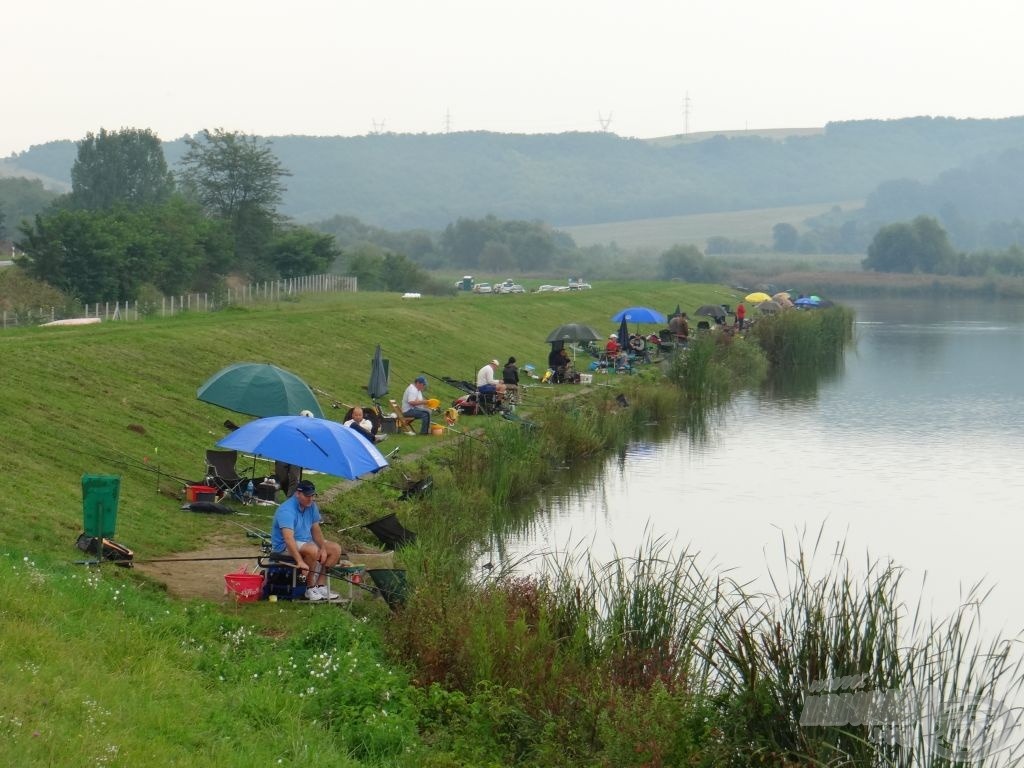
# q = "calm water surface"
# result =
<box><xmin>497</xmin><ymin>297</ymin><xmax>1024</xmax><ymax>633</ymax></box>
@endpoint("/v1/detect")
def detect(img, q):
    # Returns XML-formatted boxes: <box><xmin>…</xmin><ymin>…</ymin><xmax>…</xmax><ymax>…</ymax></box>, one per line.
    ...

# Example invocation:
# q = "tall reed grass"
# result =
<box><xmin>387</xmin><ymin>525</ymin><xmax>1024</xmax><ymax>767</ymax></box>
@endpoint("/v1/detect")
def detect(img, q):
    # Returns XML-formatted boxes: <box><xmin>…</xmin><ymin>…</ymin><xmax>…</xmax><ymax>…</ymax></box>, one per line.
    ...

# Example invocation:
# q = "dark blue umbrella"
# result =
<box><xmin>368</xmin><ymin>344</ymin><xmax>389</xmax><ymax>399</ymax></box>
<box><xmin>794</xmin><ymin>296</ymin><xmax>822</xmax><ymax>308</ymax></box>
<box><xmin>611</xmin><ymin>306</ymin><xmax>667</xmax><ymax>324</ymax></box>
<box><xmin>217</xmin><ymin>416</ymin><xmax>388</xmax><ymax>479</ymax></box>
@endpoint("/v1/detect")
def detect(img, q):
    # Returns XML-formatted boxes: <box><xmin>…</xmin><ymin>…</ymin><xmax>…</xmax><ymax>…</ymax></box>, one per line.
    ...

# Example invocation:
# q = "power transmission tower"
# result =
<box><xmin>682</xmin><ymin>92</ymin><xmax>692</xmax><ymax>135</ymax></box>
<box><xmin>370</xmin><ymin>119</ymin><xmax>386</xmax><ymax>135</ymax></box>
<box><xmin>444</xmin><ymin>108</ymin><xmax>452</xmax><ymax>134</ymax></box>
<box><xmin>597</xmin><ymin>111</ymin><xmax>613</xmax><ymax>132</ymax></box>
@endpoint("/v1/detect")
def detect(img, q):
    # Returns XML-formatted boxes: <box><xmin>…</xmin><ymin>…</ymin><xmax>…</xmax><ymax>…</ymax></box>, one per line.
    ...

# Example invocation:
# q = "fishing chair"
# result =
<box><xmin>387</xmin><ymin>399</ymin><xmax>418</xmax><ymax>435</ymax></box>
<box><xmin>205</xmin><ymin>449</ymin><xmax>256</xmax><ymax>502</ymax></box>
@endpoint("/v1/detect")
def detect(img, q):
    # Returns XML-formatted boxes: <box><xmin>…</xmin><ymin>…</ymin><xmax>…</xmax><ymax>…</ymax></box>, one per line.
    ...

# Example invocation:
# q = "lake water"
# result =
<box><xmin>494</xmin><ymin>297</ymin><xmax>1024</xmax><ymax>636</ymax></box>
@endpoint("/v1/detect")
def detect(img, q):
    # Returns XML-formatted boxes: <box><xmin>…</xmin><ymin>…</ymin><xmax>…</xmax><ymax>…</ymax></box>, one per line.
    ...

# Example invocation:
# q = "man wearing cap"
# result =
<box><xmin>270</xmin><ymin>480</ymin><xmax>342</xmax><ymax>601</ymax></box>
<box><xmin>401</xmin><ymin>376</ymin><xmax>432</xmax><ymax>435</ymax></box>
<box><xmin>476</xmin><ymin>359</ymin><xmax>507</xmax><ymax>398</ymax></box>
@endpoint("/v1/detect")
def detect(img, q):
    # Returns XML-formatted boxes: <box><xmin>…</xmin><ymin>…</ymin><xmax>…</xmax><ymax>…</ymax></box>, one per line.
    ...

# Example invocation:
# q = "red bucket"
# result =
<box><xmin>224</xmin><ymin>571</ymin><xmax>264</xmax><ymax>603</ymax></box>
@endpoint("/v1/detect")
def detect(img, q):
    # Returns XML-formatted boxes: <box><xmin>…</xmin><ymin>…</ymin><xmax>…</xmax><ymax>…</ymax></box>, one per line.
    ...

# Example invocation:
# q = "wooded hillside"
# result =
<box><xmin>5</xmin><ymin>117</ymin><xmax>1024</xmax><ymax>233</ymax></box>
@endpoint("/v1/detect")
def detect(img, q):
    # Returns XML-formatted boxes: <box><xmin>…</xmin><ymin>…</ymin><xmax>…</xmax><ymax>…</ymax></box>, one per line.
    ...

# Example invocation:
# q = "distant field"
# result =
<box><xmin>560</xmin><ymin>200</ymin><xmax>864</xmax><ymax>252</ymax></box>
<box><xmin>643</xmin><ymin>126</ymin><xmax>825</xmax><ymax>148</ymax></box>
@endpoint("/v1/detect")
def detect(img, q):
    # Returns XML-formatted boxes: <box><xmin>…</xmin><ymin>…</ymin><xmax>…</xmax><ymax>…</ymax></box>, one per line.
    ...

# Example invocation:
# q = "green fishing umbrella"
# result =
<box><xmin>197</xmin><ymin>363</ymin><xmax>324</xmax><ymax>418</ymax></box>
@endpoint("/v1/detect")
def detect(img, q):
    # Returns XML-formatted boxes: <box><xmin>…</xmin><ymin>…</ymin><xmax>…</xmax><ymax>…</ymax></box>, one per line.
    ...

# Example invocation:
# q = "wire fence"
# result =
<box><xmin>1</xmin><ymin>273</ymin><xmax>357</xmax><ymax>329</ymax></box>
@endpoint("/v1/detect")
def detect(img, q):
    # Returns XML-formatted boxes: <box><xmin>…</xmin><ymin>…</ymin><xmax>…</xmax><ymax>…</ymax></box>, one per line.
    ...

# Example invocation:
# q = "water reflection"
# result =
<box><xmin>491</xmin><ymin>298</ymin><xmax>1024</xmax><ymax>635</ymax></box>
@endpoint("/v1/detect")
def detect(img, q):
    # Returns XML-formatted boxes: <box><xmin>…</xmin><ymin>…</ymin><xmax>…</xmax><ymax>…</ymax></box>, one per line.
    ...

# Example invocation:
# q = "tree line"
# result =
<box><xmin>13</xmin><ymin>128</ymin><xmax>341</xmax><ymax>303</ymax></box>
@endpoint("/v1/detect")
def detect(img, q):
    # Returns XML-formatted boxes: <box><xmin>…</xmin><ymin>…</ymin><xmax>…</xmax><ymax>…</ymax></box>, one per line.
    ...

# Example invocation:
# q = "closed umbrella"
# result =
<box><xmin>217</xmin><ymin>415</ymin><xmax>388</xmax><ymax>479</ymax></box>
<box><xmin>368</xmin><ymin>344</ymin><xmax>389</xmax><ymax>400</ymax></box>
<box><xmin>617</xmin><ymin>316</ymin><xmax>629</xmax><ymax>346</ymax></box>
<box><xmin>197</xmin><ymin>363</ymin><xmax>324</xmax><ymax>418</ymax></box>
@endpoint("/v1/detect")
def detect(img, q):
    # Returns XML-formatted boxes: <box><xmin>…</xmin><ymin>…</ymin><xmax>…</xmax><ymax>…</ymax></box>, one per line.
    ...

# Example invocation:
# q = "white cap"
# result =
<box><xmin>490</xmin><ymin>359</ymin><xmax>500</xmax><ymax>367</ymax></box>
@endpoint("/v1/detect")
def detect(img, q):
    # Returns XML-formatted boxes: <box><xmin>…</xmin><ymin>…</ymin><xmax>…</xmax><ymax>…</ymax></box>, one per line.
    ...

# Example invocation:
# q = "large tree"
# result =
<box><xmin>177</xmin><ymin>129</ymin><xmax>290</xmax><ymax>270</ymax></box>
<box><xmin>69</xmin><ymin>128</ymin><xmax>174</xmax><ymax>210</ymax></box>
<box><xmin>863</xmin><ymin>216</ymin><xmax>957</xmax><ymax>274</ymax></box>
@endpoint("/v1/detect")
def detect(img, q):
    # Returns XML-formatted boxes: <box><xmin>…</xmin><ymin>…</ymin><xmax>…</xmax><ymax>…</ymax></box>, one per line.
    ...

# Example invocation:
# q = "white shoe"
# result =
<box><xmin>323</xmin><ymin>587</ymin><xmax>341</xmax><ymax>600</ymax></box>
<box><xmin>304</xmin><ymin>585</ymin><xmax>325</xmax><ymax>601</ymax></box>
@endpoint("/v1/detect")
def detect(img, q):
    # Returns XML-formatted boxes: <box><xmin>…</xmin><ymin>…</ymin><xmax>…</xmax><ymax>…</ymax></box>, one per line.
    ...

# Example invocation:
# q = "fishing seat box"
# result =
<box><xmin>186</xmin><ymin>484</ymin><xmax>218</xmax><ymax>503</ymax></box>
<box><xmin>380</xmin><ymin>416</ymin><xmax>397</xmax><ymax>434</ymax></box>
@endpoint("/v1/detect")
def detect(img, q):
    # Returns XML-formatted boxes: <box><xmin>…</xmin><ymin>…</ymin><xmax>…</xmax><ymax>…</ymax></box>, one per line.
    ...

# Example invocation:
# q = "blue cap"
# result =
<box><xmin>415</xmin><ymin>376</ymin><xmax>427</xmax><ymax>386</ymax></box>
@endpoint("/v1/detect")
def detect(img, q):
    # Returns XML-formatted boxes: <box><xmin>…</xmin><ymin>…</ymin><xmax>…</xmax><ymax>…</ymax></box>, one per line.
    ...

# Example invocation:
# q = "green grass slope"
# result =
<box><xmin>0</xmin><ymin>282</ymin><xmax>733</xmax><ymax>559</ymax></box>
<box><xmin>0</xmin><ymin>282</ymin><xmax>739</xmax><ymax>766</ymax></box>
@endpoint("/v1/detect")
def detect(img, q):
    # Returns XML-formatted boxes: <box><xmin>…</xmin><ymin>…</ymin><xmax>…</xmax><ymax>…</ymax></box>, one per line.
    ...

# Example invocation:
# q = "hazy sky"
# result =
<box><xmin>6</xmin><ymin>0</ymin><xmax>1023</xmax><ymax>157</ymax></box>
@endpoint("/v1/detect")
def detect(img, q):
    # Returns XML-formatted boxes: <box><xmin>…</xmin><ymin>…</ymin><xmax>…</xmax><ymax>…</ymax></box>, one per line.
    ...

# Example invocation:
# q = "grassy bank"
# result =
<box><xmin>0</xmin><ymin>281</ymin><xmax>719</xmax><ymax>766</ymax></box>
<box><xmin>3</xmin><ymin>287</ymin><xmax>1017</xmax><ymax>767</ymax></box>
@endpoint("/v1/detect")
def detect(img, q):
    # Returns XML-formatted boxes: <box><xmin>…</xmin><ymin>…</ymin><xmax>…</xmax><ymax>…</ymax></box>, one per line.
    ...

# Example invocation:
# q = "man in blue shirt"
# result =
<box><xmin>270</xmin><ymin>479</ymin><xmax>342</xmax><ymax>601</ymax></box>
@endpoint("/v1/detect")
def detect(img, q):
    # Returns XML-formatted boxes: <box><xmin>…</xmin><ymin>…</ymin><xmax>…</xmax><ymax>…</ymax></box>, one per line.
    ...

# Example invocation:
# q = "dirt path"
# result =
<box><xmin>134</xmin><ymin>531</ymin><xmax>396</xmax><ymax>603</ymax></box>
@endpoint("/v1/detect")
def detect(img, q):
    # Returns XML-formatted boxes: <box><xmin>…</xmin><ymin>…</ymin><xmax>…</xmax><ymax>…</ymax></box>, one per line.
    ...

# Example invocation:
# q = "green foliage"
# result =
<box><xmin>771</xmin><ymin>222</ymin><xmax>798</xmax><ymax>252</ymax></box>
<box><xmin>864</xmin><ymin>215</ymin><xmax>957</xmax><ymax>274</ymax></box>
<box><xmin>0</xmin><ymin>177</ymin><xmax>59</xmax><ymax>236</ymax></box>
<box><xmin>265</xmin><ymin>225</ymin><xmax>340</xmax><ymax>278</ymax></box>
<box><xmin>440</xmin><ymin>216</ymin><xmax>567</xmax><ymax>272</ymax></box>
<box><xmin>178</xmin><ymin>129</ymin><xmax>290</xmax><ymax>270</ymax></box>
<box><xmin>658</xmin><ymin>243</ymin><xmax>726</xmax><ymax>282</ymax></box>
<box><xmin>15</xmin><ymin>198</ymin><xmax>233</xmax><ymax>302</ymax></box>
<box><xmin>0</xmin><ymin>266</ymin><xmax>72</xmax><ymax>316</ymax></box>
<box><xmin>69</xmin><ymin>127</ymin><xmax>175</xmax><ymax>210</ymax></box>
<box><xmin>750</xmin><ymin>306</ymin><xmax>854</xmax><ymax>370</ymax></box>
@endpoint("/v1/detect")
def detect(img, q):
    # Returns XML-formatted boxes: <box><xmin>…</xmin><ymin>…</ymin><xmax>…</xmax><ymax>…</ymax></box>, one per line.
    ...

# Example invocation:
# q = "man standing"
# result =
<box><xmin>270</xmin><ymin>480</ymin><xmax>341</xmax><ymax>601</ymax></box>
<box><xmin>736</xmin><ymin>303</ymin><xmax>747</xmax><ymax>331</ymax></box>
<box><xmin>401</xmin><ymin>375</ymin><xmax>431</xmax><ymax>435</ymax></box>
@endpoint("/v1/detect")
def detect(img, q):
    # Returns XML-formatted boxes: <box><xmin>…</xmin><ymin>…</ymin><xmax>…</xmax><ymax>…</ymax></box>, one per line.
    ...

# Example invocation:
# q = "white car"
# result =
<box><xmin>568</xmin><ymin>281</ymin><xmax>592</xmax><ymax>290</ymax></box>
<box><xmin>497</xmin><ymin>280</ymin><xmax>526</xmax><ymax>294</ymax></box>
<box><xmin>472</xmin><ymin>282</ymin><xmax>493</xmax><ymax>294</ymax></box>
<box><xmin>535</xmin><ymin>284</ymin><xmax>557</xmax><ymax>293</ymax></box>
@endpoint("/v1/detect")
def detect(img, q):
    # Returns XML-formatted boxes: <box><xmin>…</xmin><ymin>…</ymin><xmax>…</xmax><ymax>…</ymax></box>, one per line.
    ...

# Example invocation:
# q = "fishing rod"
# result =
<box><xmin>73</xmin><ymin>553</ymin><xmax>263</xmax><ymax>567</ymax></box>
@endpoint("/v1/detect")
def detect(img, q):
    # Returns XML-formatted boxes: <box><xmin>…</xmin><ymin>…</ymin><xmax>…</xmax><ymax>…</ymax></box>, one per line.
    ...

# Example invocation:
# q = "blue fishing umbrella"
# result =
<box><xmin>217</xmin><ymin>416</ymin><xmax>388</xmax><ymax>480</ymax></box>
<box><xmin>611</xmin><ymin>306</ymin><xmax>667</xmax><ymax>324</ymax></box>
<box><xmin>794</xmin><ymin>296</ymin><xmax>822</xmax><ymax>308</ymax></box>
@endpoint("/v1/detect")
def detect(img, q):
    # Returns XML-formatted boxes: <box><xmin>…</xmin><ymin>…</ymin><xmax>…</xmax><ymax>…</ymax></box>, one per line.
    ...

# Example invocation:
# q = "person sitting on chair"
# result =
<box><xmin>401</xmin><ymin>376</ymin><xmax>432</xmax><ymax>435</ymax></box>
<box><xmin>605</xmin><ymin>334</ymin><xmax>621</xmax><ymax>357</ymax></box>
<box><xmin>344</xmin><ymin>406</ymin><xmax>385</xmax><ymax>443</ymax></box>
<box><xmin>270</xmin><ymin>480</ymin><xmax>341</xmax><ymax>602</ymax></box>
<box><xmin>668</xmin><ymin>312</ymin><xmax>689</xmax><ymax>342</ymax></box>
<box><xmin>502</xmin><ymin>356</ymin><xmax>520</xmax><ymax>400</ymax></box>
<box><xmin>476</xmin><ymin>359</ymin><xmax>507</xmax><ymax>400</ymax></box>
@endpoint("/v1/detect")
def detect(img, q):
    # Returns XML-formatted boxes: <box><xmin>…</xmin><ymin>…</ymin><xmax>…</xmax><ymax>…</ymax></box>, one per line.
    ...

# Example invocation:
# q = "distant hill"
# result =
<box><xmin>5</xmin><ymin>117</ymin><xmax>1024</xmax><ymax>233</ymax></box>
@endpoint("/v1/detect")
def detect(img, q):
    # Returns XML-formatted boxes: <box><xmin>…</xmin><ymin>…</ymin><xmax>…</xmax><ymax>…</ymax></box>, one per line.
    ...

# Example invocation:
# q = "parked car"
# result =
<box><xmin>568</xmin><ymin>281</ymin><xmax>592</xmax><ymax>290</ymax></box>
<box><xmin>535</xmin><ymin>284</ymin><xmax>557</xmax><ymax>293</ymax></box>
<box><xmin>472</xmin><ymin>282</ymin><xmax>493</xmax><ymax>294</ymax></box>
<box><xmin>497</xmin><ymin>280</ymin><xmax>525</xmax><ymax>294</ymax></box>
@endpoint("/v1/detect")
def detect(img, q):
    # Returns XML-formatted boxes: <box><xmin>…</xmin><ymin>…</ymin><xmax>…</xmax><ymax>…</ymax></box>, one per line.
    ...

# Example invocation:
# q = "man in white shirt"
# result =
<box><xmin>401</xmin><ymin>376</ymin><xmax>431</xmax><ymax>435</ymax></box>
<box><xmin>476</xmin><ymin>359</ymin><xmax>507</xmax><ymax>399</ymax></box>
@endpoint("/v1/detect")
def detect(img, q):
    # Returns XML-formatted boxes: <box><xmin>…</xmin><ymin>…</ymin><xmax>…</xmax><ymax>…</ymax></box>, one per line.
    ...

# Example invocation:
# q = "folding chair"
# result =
<box><xmin>387</xmin><ymin>399</ymin><xmax>417</xmax><ymax>435</ymax></box>
<box><xmin>205</xmin><ymin>449</ymin><xmax>256</xmax><ymax>502</ymax></box>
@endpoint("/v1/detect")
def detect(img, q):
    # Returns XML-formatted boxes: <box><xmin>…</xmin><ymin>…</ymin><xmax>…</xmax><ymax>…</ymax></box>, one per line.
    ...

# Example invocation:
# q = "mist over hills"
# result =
<box><xmin>5</xmin><ymin>117</ymin><xmax>1024</xmax><ymax>240</ymax></box>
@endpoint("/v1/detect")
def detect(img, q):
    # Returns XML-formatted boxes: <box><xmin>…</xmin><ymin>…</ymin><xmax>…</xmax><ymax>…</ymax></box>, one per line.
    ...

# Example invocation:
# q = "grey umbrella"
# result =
<box><xmin>545</xmin><ymin>323</ymin><xmax>601</xmax><ymax>343</ymax></box>
<box><xmin>368</xmin><ymin>344</ymin><xmax>389</xmax><ymax>400</ymax></box>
